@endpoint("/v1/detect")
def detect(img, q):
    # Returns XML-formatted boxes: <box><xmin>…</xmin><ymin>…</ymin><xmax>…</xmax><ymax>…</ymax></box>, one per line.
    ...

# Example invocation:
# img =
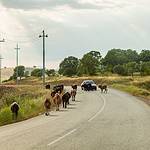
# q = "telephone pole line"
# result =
<box><xmin>39</xmin><ymin>30</ymin><xmax>48</xmax><ymax>85</ymax></box>
<box><xmin>14</xmin><ymin>43</ymin><xmax>20</xmax><ymax>85</ymax></box>
<box><xmin>0</xmin><ymin>38</ymin><xmax>5</xmax><ymax>84</ymax></box>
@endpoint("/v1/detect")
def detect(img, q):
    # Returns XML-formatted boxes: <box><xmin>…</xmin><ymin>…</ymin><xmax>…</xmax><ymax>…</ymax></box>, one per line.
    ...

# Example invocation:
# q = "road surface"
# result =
<box><xmin>0</xmin><ymin>88</ymin><xmax>150</xmax><ymax>150</ymax></box>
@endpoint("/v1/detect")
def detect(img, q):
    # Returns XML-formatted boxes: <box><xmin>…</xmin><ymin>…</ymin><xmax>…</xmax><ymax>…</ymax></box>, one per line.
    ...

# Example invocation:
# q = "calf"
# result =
<box><xmin>71</xmin><ymin>89</ymin><xmax>77</xmax><ymax>101</ymax></box>
<box><xmin>44</xmin><ymin>98</ymin><xmax>51</xmax><ymax>116</ymax></box>
<box><xmin>10</xmin><ymin>102</ymin><xmax>20</xmax><ymax>120</ymax></box>
<box><xmin>62</xmin><ymin>92</ymin><xmax>71</xmax><ymax>108</ymax></box>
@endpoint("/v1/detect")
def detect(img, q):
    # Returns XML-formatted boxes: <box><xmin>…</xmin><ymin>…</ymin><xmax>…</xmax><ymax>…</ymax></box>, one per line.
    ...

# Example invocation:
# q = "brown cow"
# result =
<box><xmin>72</xmin><ymin>84</ymin><xmax>77</xmax><ymax>91</ymax></box>
<box><xmin>44</xmin><ymin>98</ymin><xmax>51</xmax><ymax>116</ymax></box>
<box><xmin>71</xmin><ymin>89</ymin><xmax>77</xmax><ymax>101</ymax></box>
<box><xmin>52</xmin><ymin>92</ymin><xmax>62</xmax><ymax>111</ymax></box>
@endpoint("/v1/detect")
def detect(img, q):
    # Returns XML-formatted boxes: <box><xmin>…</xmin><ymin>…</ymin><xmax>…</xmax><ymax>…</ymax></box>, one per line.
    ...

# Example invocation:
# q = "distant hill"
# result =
<box><xmin>1</xmin><ymin>67</ymin><xmax>35</xmax><ymax>81</ymax></box>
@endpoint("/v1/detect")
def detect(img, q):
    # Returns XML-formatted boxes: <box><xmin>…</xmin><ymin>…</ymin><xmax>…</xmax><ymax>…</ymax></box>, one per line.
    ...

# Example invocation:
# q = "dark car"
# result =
<box><xmin>81</xmin><ymin>80</ymin><xmax>97</xmax><ymax>91</ymax></box>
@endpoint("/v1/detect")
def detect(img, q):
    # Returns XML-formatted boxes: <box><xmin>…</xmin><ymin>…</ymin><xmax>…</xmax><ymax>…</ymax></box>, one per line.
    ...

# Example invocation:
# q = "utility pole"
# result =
<box><xmin>39</xmin><ymin>30</ymin><xmax>48</xmax><ymax>85</ymax></box>
<box><xmin>14</xmin><ymin>43</ymin><xmax>20</xmax><ymax>85</ymax></box>
<box><xmin>0</xmin><ymin>38</ymin><xmax>5</xmax><ymax>84</ymax></box>
<box><xmin>0</xmin><ymin>55</ymin><xmax>3</xmax><ymax>84</ymax></box>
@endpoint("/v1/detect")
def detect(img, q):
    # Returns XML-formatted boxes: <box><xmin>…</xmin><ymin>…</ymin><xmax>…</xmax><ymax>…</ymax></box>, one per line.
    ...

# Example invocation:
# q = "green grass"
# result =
<box><xmin>0</xmin><ymin>85</ymin><xmax>49</xmax><ymax>126</ymax></box>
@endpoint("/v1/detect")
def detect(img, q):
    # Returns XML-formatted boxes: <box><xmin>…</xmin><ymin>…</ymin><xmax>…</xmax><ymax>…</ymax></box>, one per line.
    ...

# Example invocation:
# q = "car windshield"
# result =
<box><xmin>84</xmin><ymin>80</ymin><xmax>95</xmax><ymax>84</ymax></box>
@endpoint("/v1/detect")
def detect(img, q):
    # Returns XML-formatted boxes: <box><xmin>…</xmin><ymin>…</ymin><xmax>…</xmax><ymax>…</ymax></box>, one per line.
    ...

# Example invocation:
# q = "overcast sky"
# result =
<box><xmin>0</xmin><ymin>0</ymin><xmax>150</xmax><ymax>69</ymax></box>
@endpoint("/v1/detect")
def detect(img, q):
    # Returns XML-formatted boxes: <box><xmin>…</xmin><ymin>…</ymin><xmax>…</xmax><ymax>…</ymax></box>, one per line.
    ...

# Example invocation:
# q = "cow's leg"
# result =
<box><xmin>12</xmin><ymin>113</ymin><xmax>15</xmax><ymax>120</ymax></box>
<box><xmin>63</xmin><ymin>101</ymin><xmax>65</xmax><ymax>108</ymax></box>
<box><xmin>15</xmin><ymin>111</ymin><xmax>18</xmax><ymax>120</ymax></box>
<box><xmin>65</xmin><ymin>101</ymin><xmax>67</xmax><ymax>108</ymax></box>
<box><xmin>56</xmin><ymin>104</ymin><xmax>59</xmax><ymax>111</ymax></box>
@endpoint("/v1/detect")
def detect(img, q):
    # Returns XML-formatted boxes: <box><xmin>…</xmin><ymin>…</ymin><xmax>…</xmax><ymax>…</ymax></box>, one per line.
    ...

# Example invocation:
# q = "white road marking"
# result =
<box><xmin>88</xmin><ymin>94</ymin><xmax>106</xmax><ymax>122</ymax></box>
<box><xmin>47</xmin><ymin>129</ymin><xmax>77</xmax><ymax>146</ymax></box>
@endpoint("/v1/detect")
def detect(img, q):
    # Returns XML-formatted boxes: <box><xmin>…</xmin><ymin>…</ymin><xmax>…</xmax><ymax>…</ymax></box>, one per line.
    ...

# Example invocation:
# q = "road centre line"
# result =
<box><xmin>47</xmin><ymin>129</ymin><xmax>77</xmax><ymax>146</ymax></box>
<box><xmin>88</xmin><ymin>94</ymin><xmax>106</xmax><ymax>122</ymax></box>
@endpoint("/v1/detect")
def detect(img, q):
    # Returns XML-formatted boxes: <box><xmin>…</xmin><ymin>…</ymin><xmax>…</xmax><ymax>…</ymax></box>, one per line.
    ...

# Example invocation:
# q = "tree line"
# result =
<box><xmin>5</xmin><ymin>49</ymin><xmax>150</xmax><ymax>82</ymax></box>
<box><xmin>59</xmin><ymin>49</ymin><xmax>150</xmax><ymax>77</ymax></box>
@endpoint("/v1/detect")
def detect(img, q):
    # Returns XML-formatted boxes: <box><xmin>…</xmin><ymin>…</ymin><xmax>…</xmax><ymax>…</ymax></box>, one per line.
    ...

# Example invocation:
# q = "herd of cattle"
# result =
<box><xmin>10</xmin><ymin>83</ymin><xmax>107</xmax><ymax>119</ymax></box>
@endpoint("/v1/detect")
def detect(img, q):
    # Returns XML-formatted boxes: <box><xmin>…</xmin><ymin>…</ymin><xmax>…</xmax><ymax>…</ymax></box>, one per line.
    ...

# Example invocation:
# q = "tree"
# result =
<box><xmin>59</xmin><ymin>56</ymin><xmax>79</xmax><ymax>76</ymax></box>
<box><xmin>126</xmin><ymin>62</ymin><xmax>137</xmax><ymax>77</ymax></box>
<box><xmin>13</xmin><ymin>65</ymin><xmax>25</xmax><ymax>80</ymax></box>
<box><xmin>103</xmin><ymin>49</ymin><xmax>128</xmax><ymax>71</ymax></box>
<box><xmin>113</xmin><ymin>64</ymin><xmax>127</xmax><ymax>76</ymax></box>
<box><xmin>125</xmin><ymin>49</ymin><xmax>139</xmax><ymax>63</ymax></box>
<box><xmin>31</xmin><ymin>69</ymin><xmax>42</xmax><ymax>77</ymax></box>
<box><xmin>78</xmin><ymin>51</ymin><xmax>102</xmax><ymax>75</ymax></box>
<box><xmin>46</xmin><ymin>69</ymin><xmax>56</xmax><ymax>77</ymax></box>
<box><xmin>140</xmin><ymin>62</ymin><xmax>150</xmax><ymax>76</ymax></box>
<box><xmin>139</xmin><ymin>50</ymin><xmax>150</xmax><ymax>62</ymax></box>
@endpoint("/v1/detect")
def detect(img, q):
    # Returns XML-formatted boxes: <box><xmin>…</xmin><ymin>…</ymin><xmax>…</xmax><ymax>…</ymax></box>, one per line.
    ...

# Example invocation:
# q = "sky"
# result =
<box><xmin>0</xmin><ymin>0</ymin><xmax>150</xmax><ymax>69</ymax></box>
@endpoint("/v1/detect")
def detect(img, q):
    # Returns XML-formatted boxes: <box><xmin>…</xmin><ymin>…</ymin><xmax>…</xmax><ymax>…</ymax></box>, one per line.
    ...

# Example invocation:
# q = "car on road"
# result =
<box><xmin>81</xmin><ymin>80</ymin><xmax>97</xmax><ymax>91</ymax></box>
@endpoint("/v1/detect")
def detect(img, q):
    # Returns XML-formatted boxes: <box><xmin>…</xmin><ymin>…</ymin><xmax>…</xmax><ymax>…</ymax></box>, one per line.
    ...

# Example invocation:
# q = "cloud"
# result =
<box><xmin>0</xmin><ymin>0</ymin><xmax>150</xmax><ymax>69</ymax></box>
<box><xmin>0</xmin><ymin>0</ymin><xmax>140</xmax><ymax>10</ymax></box>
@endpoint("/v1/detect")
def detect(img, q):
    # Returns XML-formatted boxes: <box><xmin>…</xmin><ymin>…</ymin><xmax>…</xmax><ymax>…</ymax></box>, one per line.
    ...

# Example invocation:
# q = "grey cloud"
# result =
<box><xmin>0</xmin><ymin>0</ymin><xmax>136</xmax><ymax>10</ymax></box>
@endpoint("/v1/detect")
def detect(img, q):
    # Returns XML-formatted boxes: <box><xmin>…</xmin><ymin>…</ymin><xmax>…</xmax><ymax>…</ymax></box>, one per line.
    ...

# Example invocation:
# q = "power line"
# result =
<box><xmin>39</xmin><ymin>30</ymin><xmax>48</xmax><ymax>85</ymax></box>
<box><xmin>0</xmin><ymin>31</ymin><xmax>41</xmax><ymax>39</ymax></box>
<box><xmin>6</xmin><ymin>38</ymin><xmax>40</xmax><ymax>44</ymax></box>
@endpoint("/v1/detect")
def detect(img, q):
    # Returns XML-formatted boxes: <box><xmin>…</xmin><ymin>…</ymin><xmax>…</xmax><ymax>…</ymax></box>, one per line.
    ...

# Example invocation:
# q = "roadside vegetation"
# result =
<box><xmin>0</xmin><ymin>85</ymin><xmax>48</xmax><ymax>126</ymax></box>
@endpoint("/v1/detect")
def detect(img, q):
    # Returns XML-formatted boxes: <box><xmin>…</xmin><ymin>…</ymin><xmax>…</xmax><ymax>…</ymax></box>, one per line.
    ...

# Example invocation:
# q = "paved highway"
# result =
<box><xmin>0</xmin><ymin>88</ymin><xmax>150</xmax><ymax>150</ymax></box>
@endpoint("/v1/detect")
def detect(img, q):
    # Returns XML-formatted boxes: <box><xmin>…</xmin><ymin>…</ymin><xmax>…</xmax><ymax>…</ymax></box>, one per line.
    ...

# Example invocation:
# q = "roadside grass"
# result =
<box><xmin>0</xmin><ymin>85</ymin><xmax>49</xmax><ymax>126</ymax></box>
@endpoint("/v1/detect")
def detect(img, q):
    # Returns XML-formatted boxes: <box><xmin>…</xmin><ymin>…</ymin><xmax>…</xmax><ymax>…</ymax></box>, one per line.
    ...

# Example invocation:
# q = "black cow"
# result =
<box><xmin>53</xmin><ymin>84</ymin><xmax>64</xmax><ymax>93</ymax></box>
<box><xmin>62</xmin><ymin>92</ymin><xmax>71</xmax><ymax>108</ymax></box>
<box><xmin>98</xmin><ymin>84</ymin><xmax>108</xmax><ymax>93</ymax></box>
<box><xmin>45</xmin><ymin>84</ymin><xmax>50</xmax><ymax>89</ymax></box>
<box><xmin>10</xmin><ymin>102</ymin><xmax>20</xmax><ymax>120</ymax></box>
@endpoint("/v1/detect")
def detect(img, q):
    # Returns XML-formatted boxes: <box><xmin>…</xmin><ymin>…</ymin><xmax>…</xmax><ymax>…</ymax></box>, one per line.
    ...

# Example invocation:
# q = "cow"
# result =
<box><xmin>52</xmin><ymin>92</ymin><xmax>62</xmax><ymax>111</ymax></box>
<box><xmin>98</xmin><ymin>84</ymin><xmax>108</xmax><ymax>93</ymax></box>
<box><xmin>10</xmin><ymin>102</ymin><xmax>20</xmax><ymax>120</ymax></box>
<box><xmin>71</xmin><ymin>89</ymin><xmax>77</xmax><ymax>101</ymax></box>
<box><xmin>72</xmin><ymin>84</ymin><xmax>77</xmax><ymax>91</ymax></box>
<box><xmin>51</xmin><ymin>90</ymin><xmax>57</xmax><ymax>98</ymax></box>
<box><xmin>45</xmin><ymin>84</ymin><xmax>50</xmax><ymax>90</ymax></box>
<box><xmin>44</xmin><ymin>98</ymin><xmax>51</xmax><ymax>116</ymax></box>
<box><xmin>53</xmin><ymin>84</ymin><xmax>64</xmax><ymax>94</ymax></box>
<box><xmin>62</xmin><ymin>92</ymin><xmax>71</xmax><ymax>108</ymax></box>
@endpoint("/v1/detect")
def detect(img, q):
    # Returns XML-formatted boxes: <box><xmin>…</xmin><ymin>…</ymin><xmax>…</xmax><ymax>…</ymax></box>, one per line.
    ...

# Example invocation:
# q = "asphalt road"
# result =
<box><xmin>0</xmin><ymin>88</ymin><xmax>150</xmax><ymax>150</ymax></box>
